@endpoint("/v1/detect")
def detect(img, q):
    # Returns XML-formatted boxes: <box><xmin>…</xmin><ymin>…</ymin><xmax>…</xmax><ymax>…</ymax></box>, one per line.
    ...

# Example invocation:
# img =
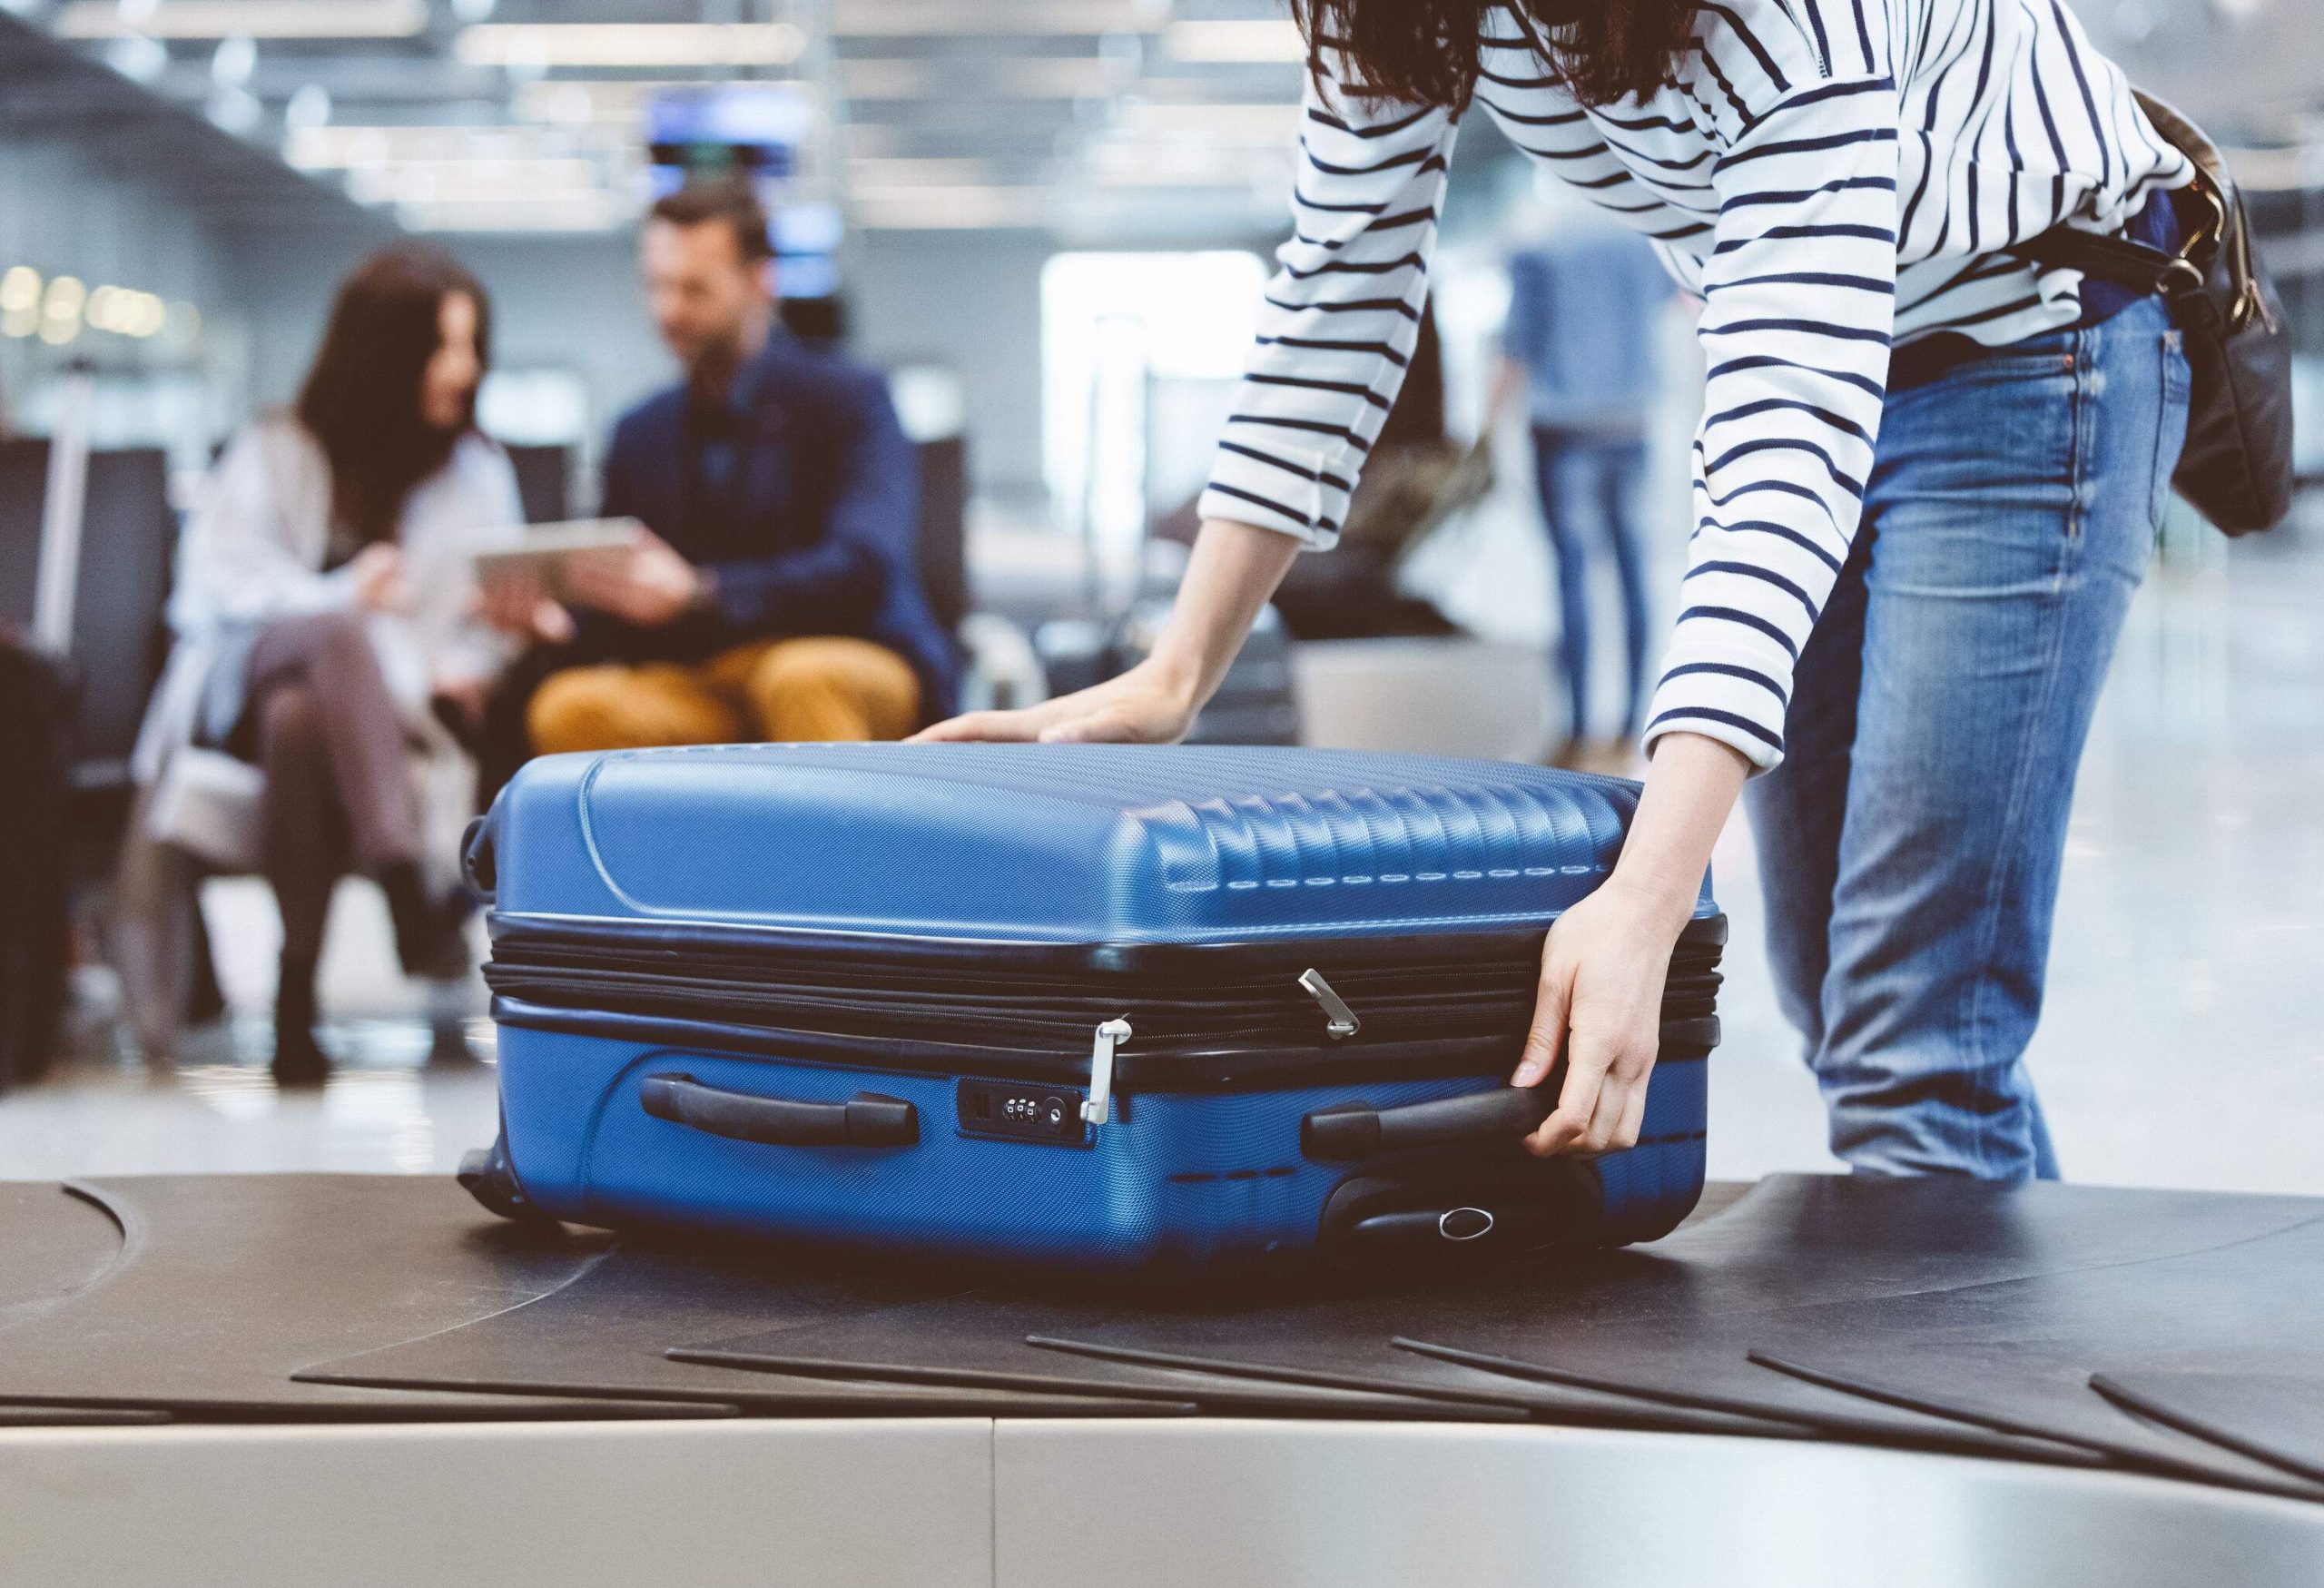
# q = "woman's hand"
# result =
<box><xmin>1513</xmin><ymin>880</ymin><xmax>1687</xmax><ymax>1157</ymax></box>
<box><xmin>430</xmin><ymin>673</ymin><xmax>489</xmax><ymax>731</ymax></box>
<box><xmin>913</xmin><ymin>517</ymin><xmax>1303</xmax><ymax>745</ymax></box>
<box><xmin>912</xmin><ymin>658</ymin><xmax>1200</xmax><ymax>745</ymax></box>
<box><xmin>350</xmin><ymin>543</ymin><xmax>408</xmax><ymax>614</ymax></box>
<box><xmin>474</xmin><ymin>567</ymin><xmax>575</xmax><ymax>644</ymax></box>
<box><xmin>1513</xmin><ymin>731</ymin><xmax>1751</xmax><ymax>1157</ymax></box>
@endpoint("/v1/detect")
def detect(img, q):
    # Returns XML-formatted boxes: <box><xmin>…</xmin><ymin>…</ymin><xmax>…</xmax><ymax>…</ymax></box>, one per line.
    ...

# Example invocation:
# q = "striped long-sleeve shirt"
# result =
<box><xmin>1197</xmin><ymin>0</ymin><xmax>2191</xmax><ymax>769</ymax></box>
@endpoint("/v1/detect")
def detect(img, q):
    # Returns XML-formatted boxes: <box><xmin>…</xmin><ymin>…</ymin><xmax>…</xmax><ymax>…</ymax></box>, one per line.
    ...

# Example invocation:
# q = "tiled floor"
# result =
<box><xmin>5</xmin><ymin>526</ymin><xmax>2321</xmax><ymax>1196</ymax></box>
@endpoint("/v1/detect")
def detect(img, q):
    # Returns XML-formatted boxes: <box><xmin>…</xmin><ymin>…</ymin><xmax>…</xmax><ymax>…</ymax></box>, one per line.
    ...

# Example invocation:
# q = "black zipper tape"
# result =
<box><xmin>482</xmin><ymin>917</ymin><xmax>1722</xmax><ymax>1050</ymax></box>
<box><xmin>486</xmin><ymin>910</ymin><xmax>1728</xmax><ymax>982</ymax></box>
<box><xmin>489</xmin><ymin>995</ymin><xmax>1719</xmax><ymax>1093</ymax></box>
<box><xmin>483</xmin><ymin>910</ymin><xmax>1725</xmax><ymax>1092</ymax></box>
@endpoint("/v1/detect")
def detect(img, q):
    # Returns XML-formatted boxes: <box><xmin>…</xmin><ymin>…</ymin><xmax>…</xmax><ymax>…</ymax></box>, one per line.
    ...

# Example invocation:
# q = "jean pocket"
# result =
<box><xmin>2150</xmin><ymin>329</ymin><xmax>2192</xmax><ymax>532</ymax></box>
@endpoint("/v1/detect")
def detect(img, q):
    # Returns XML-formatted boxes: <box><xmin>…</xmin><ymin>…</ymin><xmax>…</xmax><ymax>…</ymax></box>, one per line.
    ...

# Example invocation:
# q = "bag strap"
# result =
<box><xmin>2014</xmin><ymin>224</ymin><xmax>2205</xmax><ymax>298</ymax></box>
<box><xmin>2009</xmin><ymin>89</ymin><xmax>2276</xmax><ymax>332</ymax></box>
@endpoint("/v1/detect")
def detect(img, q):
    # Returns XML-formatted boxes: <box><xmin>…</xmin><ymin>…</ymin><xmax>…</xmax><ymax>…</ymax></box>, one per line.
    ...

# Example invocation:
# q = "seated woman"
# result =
<box><xmin>130</xmin><ymin>243</ymin><xmax>522</xmax><ymax>1084</ymax></box>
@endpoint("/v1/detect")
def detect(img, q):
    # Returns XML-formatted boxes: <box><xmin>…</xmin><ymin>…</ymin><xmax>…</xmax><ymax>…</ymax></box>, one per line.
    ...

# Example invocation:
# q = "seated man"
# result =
<box><xmin>501</xmin><ymin>182</ymin><xmax>958</xmax><ymax>757</ymax></box>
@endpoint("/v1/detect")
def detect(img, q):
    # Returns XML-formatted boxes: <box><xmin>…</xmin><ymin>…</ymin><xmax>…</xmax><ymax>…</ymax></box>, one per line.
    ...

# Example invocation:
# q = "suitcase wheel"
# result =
<box><xmin>457</xmin><ymin>1131</ymin><xmax>555</xmax><ymax>1224</ymax></box>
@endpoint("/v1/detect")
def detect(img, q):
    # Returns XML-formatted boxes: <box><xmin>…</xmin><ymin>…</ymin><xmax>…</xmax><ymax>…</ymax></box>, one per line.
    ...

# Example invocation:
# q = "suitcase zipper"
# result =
<box><xmin>1298</xmin><ymin>970</ymin><xmax>1361</xmax><ymax>1040</ymax></box>
<box><xmin>483</xmin><ymin>918</ymin><xmax>1724</xmax><ymax>1090</ymax></box>
<box><xmin>482</xmin><ymin>942</ymin><xmax>1721</xmax><ymax>1045</ymax></box>
<box><xmin>1082</xmin><ymin>1018</ymin><xmax>1133</xmax><ymax>1127</ymax></box>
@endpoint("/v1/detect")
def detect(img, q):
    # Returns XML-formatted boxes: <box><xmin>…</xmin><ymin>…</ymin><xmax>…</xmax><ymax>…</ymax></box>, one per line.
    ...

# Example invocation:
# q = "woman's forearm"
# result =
<box><xmin>1143</xmin><ymin>518</ymin><xmax>1305</xmax><ymax>712</ymax></box>
<box><xmin>1609</xmin><ymin>731</ymin><xmax>1751</xmax><ymax>931</ymax></box>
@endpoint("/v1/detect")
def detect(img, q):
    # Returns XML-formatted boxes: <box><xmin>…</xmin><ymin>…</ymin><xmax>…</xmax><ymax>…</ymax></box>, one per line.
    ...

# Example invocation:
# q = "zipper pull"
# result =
<box><xmin>1081</xmin><ymin>1018</ymin><xmax>1133</xmax><ymax>1127</ymax></box>
<box><xmin>1299</xmin><ymin>969</ymin><xmax>1360</xmax><ymax>1041</ymax></box>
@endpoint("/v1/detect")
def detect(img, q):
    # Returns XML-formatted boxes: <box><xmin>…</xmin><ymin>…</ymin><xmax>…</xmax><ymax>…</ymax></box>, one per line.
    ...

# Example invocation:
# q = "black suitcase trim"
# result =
<box><xmin>486</xmin><ymin>909</ymin><xmax>1728</xmax><ymax>979</ymax></box>
<box><xmin>484</xmin><ymin>908</ymin><xmax>1723</xmax><ymax>1094</ymax></box>
<box><xmin>484</xmin><ymin>909</ymin><xmax>1722</xmax><ymax>1092</ymax></box>
<box><xmin>483</xmin><ymin>954</ymin><xmax>1719</xmax><ymax>1049</ymax></box>
<box><xmin>488</xmin><ymin>994</ymin><xmax>1716</xmax><ymax>1093</ymax></box>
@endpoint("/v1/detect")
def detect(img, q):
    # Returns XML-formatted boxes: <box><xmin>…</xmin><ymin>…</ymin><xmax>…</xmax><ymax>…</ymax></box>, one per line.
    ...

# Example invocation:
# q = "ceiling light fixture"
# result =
<box><xmin>849</xmin><ymin>157</ymin><xmax>1001</xmax><ymax>188</ymax></box>
<box><xmin>210</xmin><ymin>33</ymin><xmax>256</xmax><ymax>87</ymax></box>
<box><xmin>1163</xmin><ymin>18</ymin><xmax>1305</xmax><ymax>63</ymax></box>
<box><xmin>284</xmin><ymin>82</ymin><xmax>330</xmax><ymax>130</ymax></box>
<box><xmin>1118</xmin><ymin>101</ymin><xmax>1302</xmax><ymax>141</ymax></box>
<box><xmin>851</xmin><ymin>185</ymin><xmax>1051</xmax><ymax>230</ymax></box>
<box><xmin>39</xmin><ymin>275</ymin><xmax>86</xmax><ymax>346</ymax></box>
<box><xmin>102</xmin><ymin>34</ymin><xmax>169</xmax><ymax>82</ymax></box>
<box><xmin>453</xmin><ymin>23</ymin><xmax>806</xmax><ymax>71</ymax></box>
<box><xmin>86</xmin><ymin>285</ymin><xmax>170</xmax><ymax>338</ymax></box>
<box><xmin>832</xmin><ymin>0</ymin><xmax>1148</xmax><ymax>35</ymax></box>
<box><xmin>54</xmin><ymin>0</ymin><xmax>428</xmax><ymax>39</ymax></box>
<box><xmin>206</xmin><ymin>84</ymin><xmax>263</xmax><ymax>134</ymax></box>
<box><xmin>0</xmin><ymin>266</ymin><xmax>41</xmax><ymax>339</ymax></box>
<box><xmin>841</xmin><ymin>56</ymin><xmax>1110</xmax><ymax>101</ymax></box>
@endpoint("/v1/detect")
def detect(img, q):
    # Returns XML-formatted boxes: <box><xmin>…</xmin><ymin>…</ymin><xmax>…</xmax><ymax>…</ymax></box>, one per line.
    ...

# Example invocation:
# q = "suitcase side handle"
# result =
<box><xmin>461</xmin><ymin>814</ymin><xmax>497</xmax><ymax>900</ymax></box>
<box><xmin>639</xmin><ymin>1074</ymin><xmax>920</xmax><ymax>1149</ymax></box>
<box><xmin>1301</xmin><ymin>1087</ymin><xmax>1553</xmax><ymax>1161</ymax></box>
<box><xmin>1300</xmin><ymin>1015</ymin><xmax>1721</xmax><ymax>1160</ymax></box>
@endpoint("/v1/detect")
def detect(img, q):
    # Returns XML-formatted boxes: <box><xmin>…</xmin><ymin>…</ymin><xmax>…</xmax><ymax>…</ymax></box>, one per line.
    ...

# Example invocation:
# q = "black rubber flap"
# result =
<box><xmin>652</xmin><ymin>1186</ymin><xmax>1776</xmax><ymax>1434</ymax></box>
<box><xmin>1738</xmin><ymin>1206</ymin><xmax>2324</xmax><ymax>1498</ymax></box>
<box><xmin>1005</xmin><ymin>1180</ymin><xmax>1991</xmax><ymax>1446</ymax></box>
<box><xmin>671</xmin><ymin>1292</ymin><xmax>1550</xmax><ymax>1424</ymax></box>
<box><xmin>2089</xmin><ymin>1368</ymin><xmax>2324</xmax><ymax>1487</ymax></box>
<box><xmin>1048</xmin><ymin>1175</ymin><xmax>2324</xmax><ymax>1476</ymax></box>
<box><xmin>0</xmin><ymin>1175</ymin><xmax>730</xmax><ymax>1422</ymax></box>
<box><xmin>299</xmin><ymin>1236</ymin><xmax>1188</xmax><ymax>1419</ymax></box>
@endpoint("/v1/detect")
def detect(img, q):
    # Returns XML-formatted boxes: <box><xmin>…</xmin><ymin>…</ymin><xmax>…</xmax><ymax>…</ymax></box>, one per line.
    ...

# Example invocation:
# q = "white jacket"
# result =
<box><xmin>131</xmin><ymin>415</ymin><xmax>524</xmax><ymax>784</ymax></box>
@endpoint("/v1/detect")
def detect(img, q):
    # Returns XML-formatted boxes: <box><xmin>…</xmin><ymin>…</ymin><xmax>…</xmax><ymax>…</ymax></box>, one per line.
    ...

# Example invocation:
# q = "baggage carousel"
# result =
<box><xmin>4</xmin><ymin>1172</ymin><xmax>2320</xmax><ymax>1586</ymax></box>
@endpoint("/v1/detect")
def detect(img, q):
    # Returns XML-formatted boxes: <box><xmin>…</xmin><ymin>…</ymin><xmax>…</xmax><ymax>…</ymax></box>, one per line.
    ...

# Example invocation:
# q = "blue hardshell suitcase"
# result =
<box><xmin>459</xmin><ymin>744</ymin><xmax>1722</xmax><ymax>1273</ymax></box>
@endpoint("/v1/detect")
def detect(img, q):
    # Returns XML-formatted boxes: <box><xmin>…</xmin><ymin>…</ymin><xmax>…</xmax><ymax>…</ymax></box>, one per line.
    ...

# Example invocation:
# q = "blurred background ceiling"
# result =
<box><xmin>4</xmin><ymin>0</ymin><xmax>1335</xmax><ymax>239</ymax></box>
<box><xmin>5</xmin><ymin>0</ymin><xmax>2313</xmax><ymax>244</ymax></box>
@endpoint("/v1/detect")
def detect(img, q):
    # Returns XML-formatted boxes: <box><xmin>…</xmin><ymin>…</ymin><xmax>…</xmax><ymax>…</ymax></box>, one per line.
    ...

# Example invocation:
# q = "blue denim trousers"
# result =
<box><xmin>1531</xmin><ymin>427</ymin><xmax>1652</xmax><ymax>739</ymax></box>
<box><xmin>1745</xmin><ymin>294</ymin><xmax>2191</xmax><ymax>1180</ymax></box>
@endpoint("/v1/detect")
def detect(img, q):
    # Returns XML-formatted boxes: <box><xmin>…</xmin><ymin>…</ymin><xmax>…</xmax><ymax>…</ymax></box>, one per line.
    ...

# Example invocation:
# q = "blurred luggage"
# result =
<box><xmin>0</xmin><ymin>378</ymin><xmax>96</xmax><ymax>1090</ymax></box>
<box><xmin>1036</xmin><ymin>602</ymin><xmax>1302</xmax><ymax>747</ymax></box>
<box><xmin>460</xmin><ymin>744</ymin><xmax>1723</xmax><ymax>1273</ymax></box>
<box><xmin>0</xmin><ymin>637</ymin><xmax>74</xmax><ymax>1091</ymax></box>
<box><xmin>1270</xmin><ymin>436</ymin><xmax>1488</xmax><ymax>643</ymax></box>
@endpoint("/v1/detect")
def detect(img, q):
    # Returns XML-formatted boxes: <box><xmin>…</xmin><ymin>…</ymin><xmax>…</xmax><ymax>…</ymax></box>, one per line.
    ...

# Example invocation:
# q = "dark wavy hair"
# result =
<box><xmin>1290</xmin><ymin>0</ymin><xmax>1699</xmax><ymax>110</ymax></box>
<box><xmin>297</xmin><ymin>242</ymin><xmax>490</xmax><ymax>547</ymax></box>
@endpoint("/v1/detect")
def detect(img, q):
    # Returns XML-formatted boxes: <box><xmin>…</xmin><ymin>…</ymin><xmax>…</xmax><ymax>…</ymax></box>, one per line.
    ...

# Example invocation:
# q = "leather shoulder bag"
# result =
<box><xmin>2014</xmin><ymin>90</ymin><xmax>2293</xmax><ymax>536</ymax></box>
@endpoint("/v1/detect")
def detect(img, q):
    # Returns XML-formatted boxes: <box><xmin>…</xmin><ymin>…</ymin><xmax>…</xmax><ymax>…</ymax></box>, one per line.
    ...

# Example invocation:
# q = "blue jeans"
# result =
<box><xmin>1746</xmin><ymin>294</ymin><xmax>2190</xmax><ymax>1180</ymax></box>
<box><xmin>1531</xmin><ymin>428</ymin><xmax>1651</xmax><ymax>739</ymax></box>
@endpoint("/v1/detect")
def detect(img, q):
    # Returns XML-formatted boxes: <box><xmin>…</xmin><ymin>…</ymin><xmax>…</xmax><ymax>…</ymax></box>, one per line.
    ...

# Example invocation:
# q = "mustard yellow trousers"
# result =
<box><xmin>527</xmin><ymin>636</ymin><xmax>920</xmax><ymax>752</ymax></box>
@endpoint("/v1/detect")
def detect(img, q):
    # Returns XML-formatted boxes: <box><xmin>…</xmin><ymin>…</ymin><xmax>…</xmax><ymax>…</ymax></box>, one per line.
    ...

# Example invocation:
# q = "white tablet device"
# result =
<box><xmin>471</xmin><ymin>518</ymin><xmax>642</xmax><ymax>596</ymax></box>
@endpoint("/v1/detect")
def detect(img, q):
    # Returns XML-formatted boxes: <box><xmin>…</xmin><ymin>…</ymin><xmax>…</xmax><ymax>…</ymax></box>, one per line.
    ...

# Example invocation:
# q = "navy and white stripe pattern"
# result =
<box><xmin>1200</xmin><ymin>0</ymin><xmax>2190</xmax><ymax>769</ymax></box>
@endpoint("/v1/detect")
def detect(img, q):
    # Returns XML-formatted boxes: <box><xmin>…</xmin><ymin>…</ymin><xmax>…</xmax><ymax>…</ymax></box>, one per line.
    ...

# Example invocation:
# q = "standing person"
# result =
<box><xmin>922</xmin><ymin>0</ymin><xmax>2195</xmax><ymax>1182</ymax></box>
<box><xmin>477</xmin><ymin>182</ymin><xmax>955</xmax><ymax>785</ymax></box>
<box><xmin>128</xmin><ymin>243</ymin><xmax>521</xmax><ymax>1084</ymax></box>
<box><xmin>1495</xmin><ymin>223</ymin><xmax>1673</xmax><ymax>767</ymax></box>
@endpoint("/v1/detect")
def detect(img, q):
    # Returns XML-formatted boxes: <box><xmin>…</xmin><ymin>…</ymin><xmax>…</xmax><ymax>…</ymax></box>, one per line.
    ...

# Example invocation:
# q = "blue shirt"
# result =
<box><xmin>593</xmin><ymin>334</ymin><xmax>961</xmax><ymax>719</ymax></box>
<box><xmin>1502</xmin><ymin>230</ymin><xmax>1673</xmax><ymax>434</ymax></box>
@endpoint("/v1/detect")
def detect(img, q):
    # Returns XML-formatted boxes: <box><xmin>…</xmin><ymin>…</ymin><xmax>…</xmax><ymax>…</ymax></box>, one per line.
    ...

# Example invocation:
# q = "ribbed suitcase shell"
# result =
<box><xmin>472</xmin><ymin>744</ymin><xmax>1720</xmax><ymax>1272</ymax></box>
